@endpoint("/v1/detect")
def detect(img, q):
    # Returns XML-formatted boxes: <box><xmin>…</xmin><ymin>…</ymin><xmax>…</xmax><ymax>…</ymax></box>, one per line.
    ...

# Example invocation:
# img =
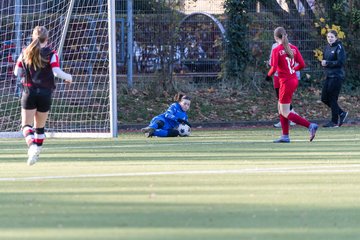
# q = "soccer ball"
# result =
<box><xmin>177</xmin><ymin>124</ymin><xmax>191</xmax><ymax>137</ymax></box>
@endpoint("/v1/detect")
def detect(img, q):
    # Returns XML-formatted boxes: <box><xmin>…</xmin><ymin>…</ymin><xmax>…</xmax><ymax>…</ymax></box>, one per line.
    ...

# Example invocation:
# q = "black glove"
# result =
<box><xmin>265</xmin><ymin>75</ymin><xmax>272</xmax><ymax>82</ymax></box>
<box><xmin>177</xmin><ymin>118</ymin><xmax>192</xmax><ymax>128</ymax></box>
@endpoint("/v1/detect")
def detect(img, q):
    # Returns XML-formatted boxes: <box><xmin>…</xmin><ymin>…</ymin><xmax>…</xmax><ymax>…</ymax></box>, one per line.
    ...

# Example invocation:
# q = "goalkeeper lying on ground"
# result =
<box><xmin>141</xmin><ymin>93</ymin><xmax>191</xmax><ymax>137</ymax></box>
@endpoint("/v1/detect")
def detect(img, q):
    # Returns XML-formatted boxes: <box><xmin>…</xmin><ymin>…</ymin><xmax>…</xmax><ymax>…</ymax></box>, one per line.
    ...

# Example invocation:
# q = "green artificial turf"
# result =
<box><xmin>0</xmin><ymin>127</ymin><xmax>359</xmax><ymax>240</ymax></box>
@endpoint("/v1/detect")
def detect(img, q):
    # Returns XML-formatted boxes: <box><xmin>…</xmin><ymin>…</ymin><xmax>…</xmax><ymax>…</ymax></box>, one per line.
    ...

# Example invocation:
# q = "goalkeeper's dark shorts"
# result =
<box><xmin>21</xmin><ymin>87</ymin><xmax>52</xmax><ymax>112</ymax></box>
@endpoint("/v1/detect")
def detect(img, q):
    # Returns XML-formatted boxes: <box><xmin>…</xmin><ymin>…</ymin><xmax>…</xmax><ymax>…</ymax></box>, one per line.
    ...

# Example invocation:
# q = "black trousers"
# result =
<box><xmin>321</xmin><ymin>76</ymin><xmax>344</xmax><ymax>123</ymax></box>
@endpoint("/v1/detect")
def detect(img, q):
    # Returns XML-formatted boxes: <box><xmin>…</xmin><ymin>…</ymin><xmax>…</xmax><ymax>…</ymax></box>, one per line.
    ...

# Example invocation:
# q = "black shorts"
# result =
<box><xmin>21</xmin><ymin>87</ymin><xmax>52</xmax><ymax>112</ymax></box>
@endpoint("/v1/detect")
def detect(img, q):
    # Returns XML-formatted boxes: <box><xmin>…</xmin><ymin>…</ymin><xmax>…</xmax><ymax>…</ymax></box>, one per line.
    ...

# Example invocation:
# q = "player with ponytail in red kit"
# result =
<box><xmin>266</xmin><ymin>27</ymin><xmax>318</xmax><ymax>143</ymax></box>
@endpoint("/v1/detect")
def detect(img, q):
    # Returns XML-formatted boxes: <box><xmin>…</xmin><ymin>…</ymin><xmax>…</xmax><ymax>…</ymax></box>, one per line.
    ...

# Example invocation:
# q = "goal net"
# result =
<box><xmin>0</xmin><ymin>0</ymin><xmax>117</xmax><ymax>138</ymax></box>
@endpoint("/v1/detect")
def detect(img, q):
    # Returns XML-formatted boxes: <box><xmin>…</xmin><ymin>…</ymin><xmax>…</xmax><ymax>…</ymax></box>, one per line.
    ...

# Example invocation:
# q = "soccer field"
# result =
<box><xmin>0</xmin><ymin>127</ymin><xmax>360</xmax><ymax>240</ymax></box>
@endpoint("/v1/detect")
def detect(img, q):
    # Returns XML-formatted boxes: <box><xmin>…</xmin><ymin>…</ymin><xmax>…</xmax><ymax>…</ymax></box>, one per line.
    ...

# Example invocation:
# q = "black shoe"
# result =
<box><xmin>141</xmin><ymin>127</ymin><xmax>155</xmax><ymax>137</ymax></box>
<box><xmin>339</xmin><ymin>111</ymin><xmax>348</xmax><ymax>127</ymax></box>
<box><xmin>323</xmin><ymin>121</ymin><xmax>338</xmax><ymax>128</ymax></box>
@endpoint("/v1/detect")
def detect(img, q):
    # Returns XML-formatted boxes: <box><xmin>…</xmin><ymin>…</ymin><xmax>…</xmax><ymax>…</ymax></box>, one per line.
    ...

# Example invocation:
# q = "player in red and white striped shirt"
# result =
<box><xmin>14</xmin><ymin>26</ymin><xmax>72</xmax><ymax>165</ymax></box>
<box><xmin>266</xmin><ymin>27</ymin><xmax>318</xmax><ymax>143</ymax></box>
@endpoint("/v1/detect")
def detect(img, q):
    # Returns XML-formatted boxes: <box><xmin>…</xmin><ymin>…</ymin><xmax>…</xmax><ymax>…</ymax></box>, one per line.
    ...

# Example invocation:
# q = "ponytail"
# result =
<box><xmin>282</xmin><ymin>34</ymin><xmax>294</xmax><ymax>59</ymax></box>
<box><xmin>274</xmin><ymin>27</ymin><xmax>294</xmax><ymax>59</ymax></box>
<box><xmin>23</xmin><ymin>39</ymin><xmax>46</xmax><ymax>70</ymax></box>
<box><xmin>23</xmin><ymin>26</ymin><xmax>49</xmax><ymax>70</ymax></box>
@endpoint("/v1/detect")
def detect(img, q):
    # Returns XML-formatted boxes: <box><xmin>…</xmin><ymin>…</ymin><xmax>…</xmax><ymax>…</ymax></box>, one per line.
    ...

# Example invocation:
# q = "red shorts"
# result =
<box><xmin>279</xmin><ymin>77</ymin><xmax>298</xmax><ymax>104</ymax></box>
<box><xmin>273</xmin><ymin>75</ymin><xmax>280</xmax><ymax>89</ymax></box>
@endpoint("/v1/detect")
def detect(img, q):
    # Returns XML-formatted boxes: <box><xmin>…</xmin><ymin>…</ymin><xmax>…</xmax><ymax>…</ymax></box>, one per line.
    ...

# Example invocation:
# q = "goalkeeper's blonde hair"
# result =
<box><xmin>23</xmin><ymin>26</ymin><xmax>49</xmax><ymax>70</ymax></box>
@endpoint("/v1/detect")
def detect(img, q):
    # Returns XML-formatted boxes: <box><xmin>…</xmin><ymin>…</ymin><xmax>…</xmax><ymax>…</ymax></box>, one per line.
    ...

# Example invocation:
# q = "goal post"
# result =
<box><xmin>0</xmin><ymin>0</ymin><xmax>118</xmax><ymax>138</ymax></box>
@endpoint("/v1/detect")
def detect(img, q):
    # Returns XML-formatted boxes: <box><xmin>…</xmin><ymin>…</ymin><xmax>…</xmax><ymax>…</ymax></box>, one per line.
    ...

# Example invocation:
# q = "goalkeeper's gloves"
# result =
<box><xmin>177</xmin><ymin>118</ymin><xmax>192</xmax><ymax>128</ymax></box>
<box><xmin>265</xmin><ymin>75</ymin><xmax>272</xmax><ymax>82</ymax></box>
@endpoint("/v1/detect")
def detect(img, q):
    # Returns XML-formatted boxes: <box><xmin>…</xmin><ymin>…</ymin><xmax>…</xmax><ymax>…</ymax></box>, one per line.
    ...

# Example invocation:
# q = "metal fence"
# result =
<box><xmin>115</xmin><ymin>0</ymin><xmax>327</xmax><ymax>90</ymax></box>
<box><xmin>247</xmin><ymin>1</ymin><xmax>324</xmax><ymax>88</ymax></box>
<box><xmin>115</xmin><ymin>0</ymin><xmax>226</xmax><ymax>90</ymax></box>
<box><xmin>0</xmin><ymin>1</ymin><xmax>326</xmax><ymax>90</ymax></box>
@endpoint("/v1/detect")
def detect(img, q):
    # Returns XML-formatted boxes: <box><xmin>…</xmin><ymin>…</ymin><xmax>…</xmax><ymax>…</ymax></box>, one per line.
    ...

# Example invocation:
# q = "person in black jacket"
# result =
<box><xmin>321</xmin><ymin>30</ymin><xmax>348</xmax><ymax>128</ymax></box>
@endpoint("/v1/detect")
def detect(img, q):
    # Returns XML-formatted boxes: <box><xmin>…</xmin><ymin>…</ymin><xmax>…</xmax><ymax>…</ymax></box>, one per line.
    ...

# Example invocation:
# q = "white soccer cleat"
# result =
<box><xmin>27</xmin><ymin>144</ymin><xmax>42</xmax><ymax>166</ymax></box>
<box><xmin>273</xmin><ymin>121</ymin><xmax>281</xmax><ymax>128</ymax></box>
<box><xmin>273</xmin><ymin>121</ymin><xmax>296</xmax><ymax>127</ymax></box>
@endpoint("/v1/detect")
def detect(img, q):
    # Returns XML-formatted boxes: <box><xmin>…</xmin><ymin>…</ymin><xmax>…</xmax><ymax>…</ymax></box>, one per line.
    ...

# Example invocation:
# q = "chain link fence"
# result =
<box><xmin>0</xmin><ymin>1</ymin><xmax>329</xmax><ymax>91</ymax></box>
<box><xmin>115</xmin><ymin>0</ymin><xmax>326</xmax><ymax>91</ymax></box>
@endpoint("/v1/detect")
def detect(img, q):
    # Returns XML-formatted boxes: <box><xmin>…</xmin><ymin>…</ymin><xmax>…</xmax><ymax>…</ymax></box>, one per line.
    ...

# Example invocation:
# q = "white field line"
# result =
<box><xmin>1</xmin><ymin>137</ymin><xmax>360</xmax><ymax>151</ymax></box>
<box><xmin>1</xmin><ymin>165</ymin><xmax>360</xmax><ymax>182</ymax></box>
